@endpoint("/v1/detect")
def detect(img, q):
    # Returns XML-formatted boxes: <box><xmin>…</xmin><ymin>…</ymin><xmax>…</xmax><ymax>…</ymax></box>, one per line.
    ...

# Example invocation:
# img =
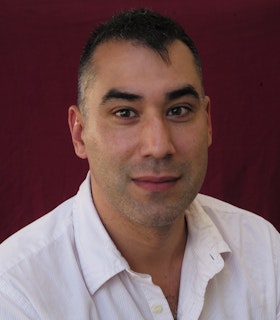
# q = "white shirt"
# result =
<box><xmin>0</xmin><ymin>173</ymin><xmax>279</xmax><ymax>319</ymax></box>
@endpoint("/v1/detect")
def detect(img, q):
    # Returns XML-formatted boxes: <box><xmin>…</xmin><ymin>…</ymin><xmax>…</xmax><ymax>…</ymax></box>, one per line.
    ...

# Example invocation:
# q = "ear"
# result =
<box><xmin>204</xmin><ymin>96</ymin><xmax>212</xmax><ymax>147</ymax></box>
<box><xmin>68</xmin><ymin>105</ymin><xmax>87</xmax><ymax>159</ymax></box>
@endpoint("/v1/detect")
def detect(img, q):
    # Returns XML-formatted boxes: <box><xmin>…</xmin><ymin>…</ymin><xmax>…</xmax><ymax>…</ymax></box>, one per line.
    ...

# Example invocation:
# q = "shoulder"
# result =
<box><xmin>0</xmin><ymin>197</ymin><xmax>75</xmax><ymax>276</ymax></box>
<box><xmin>0</xmin><ymin>191</ymin><xmax>92</xmax><ymax>319</ymax></box>
<box><xmin>195</xmin><ymin>193</ymin><xmax>279</xmax><ymax>252</ymax></box>
<box><xmin>196</xmin><ymin>193</ymin><xmax>276</xmax><ymax>227</ymax></box>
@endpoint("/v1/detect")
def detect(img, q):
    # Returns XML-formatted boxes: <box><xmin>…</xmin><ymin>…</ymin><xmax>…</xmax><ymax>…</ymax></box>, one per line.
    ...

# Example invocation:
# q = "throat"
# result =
<box><xmin>165</xmin><ymin>293</ymin><xmax>179</xmax><ymax>319</ymax></box>
<box><xmin>151</xmin><ymin>259</ymin><xmax>182</xmax><ymax>320</ymax></box>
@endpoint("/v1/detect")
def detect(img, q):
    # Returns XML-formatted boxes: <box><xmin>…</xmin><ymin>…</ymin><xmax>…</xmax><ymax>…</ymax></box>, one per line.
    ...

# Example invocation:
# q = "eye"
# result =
<box><xmin>114</xmin><ymin>108</ymin><xmax>137</xmax><ymax>119</ymax></box>
<box><xmin>167</xmin><ymin>106</ymin><xmax>191</xmax><ymax>117</ymax></box>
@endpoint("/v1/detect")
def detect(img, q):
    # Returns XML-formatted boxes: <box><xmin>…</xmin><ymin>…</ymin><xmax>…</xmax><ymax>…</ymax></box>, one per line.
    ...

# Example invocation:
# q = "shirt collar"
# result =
<box><xmin>72</xmin><ymin>173</ymin><xmax>129</xmax><ymax>295</ymax></box>
<box><xmin>73</xmin><ymin>173</ymin><xmax>231</xmax><ymax>295</ymax></box>
<box><xmin>185</xmin><ymin>195</ymin><xmax>231</xmax><ymax>277</ymax></box>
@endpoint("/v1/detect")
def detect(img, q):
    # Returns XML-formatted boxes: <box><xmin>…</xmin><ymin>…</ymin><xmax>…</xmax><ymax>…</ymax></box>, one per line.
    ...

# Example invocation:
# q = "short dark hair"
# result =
<box><xmin>78</xmin><ymin>8</ymin><xmax>202</xmax><ymax>109</ymax></box>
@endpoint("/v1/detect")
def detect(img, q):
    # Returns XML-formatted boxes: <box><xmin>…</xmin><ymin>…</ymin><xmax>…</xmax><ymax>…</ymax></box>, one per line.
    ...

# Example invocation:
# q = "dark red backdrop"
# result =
<box><xmin>1</xmin><ymin>0</ymin><xmax>280</xmax><ymax>242</ymax></box>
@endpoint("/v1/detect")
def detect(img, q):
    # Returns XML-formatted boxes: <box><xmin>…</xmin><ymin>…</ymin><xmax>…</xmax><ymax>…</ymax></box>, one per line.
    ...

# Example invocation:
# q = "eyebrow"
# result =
<box><xmin>101</xmin><ymin>89</ymin><xmax>143</xmax><ymax>105</ymax></box>
<box><xmin>166</xmin><ymin>85</ymin><xmax>199</xmax><ymax>101</ymax></box>
<box><xmin>100</xmin><ymin>85</ymin><xmax>200</xmax><ymax>105</ymax></box>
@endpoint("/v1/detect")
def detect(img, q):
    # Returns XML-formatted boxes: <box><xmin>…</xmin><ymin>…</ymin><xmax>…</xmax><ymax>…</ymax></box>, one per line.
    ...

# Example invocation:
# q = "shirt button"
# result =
<box><xmin>152</xmin><ymin>304</ymin><xmax>163</xmax><ymax>314</ymax></box>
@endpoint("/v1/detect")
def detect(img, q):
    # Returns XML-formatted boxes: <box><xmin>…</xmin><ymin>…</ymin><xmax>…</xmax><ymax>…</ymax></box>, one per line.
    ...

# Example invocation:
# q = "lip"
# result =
<box><xmin>132</xmin><ymin>175</ymin><xmax>180</xmax><ymax>192</ymax></box>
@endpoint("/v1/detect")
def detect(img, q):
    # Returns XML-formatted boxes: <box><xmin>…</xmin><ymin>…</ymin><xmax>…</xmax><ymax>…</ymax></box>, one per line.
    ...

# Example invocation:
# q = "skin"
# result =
<box><xmin>68</xmin><ymin>39</ymin><xmax>212</xmax><ymax>317</ymax></box>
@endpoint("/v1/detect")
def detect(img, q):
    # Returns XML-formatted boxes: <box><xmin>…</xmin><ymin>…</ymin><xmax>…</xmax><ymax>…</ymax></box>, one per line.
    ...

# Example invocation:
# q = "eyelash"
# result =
<box><xmin>113</xmin><ymin>105</ymin><xmax>193</xmax><ymax>120</ymax></box>
<box><xmin>166</xmin><ymin>105</ymin><xmax>192</xmax><ymax>117</ymax></box>
<box><xmin>114</xmin><ymin>108</ymin><xmax>137</xmax><ymax>118</ymax></box>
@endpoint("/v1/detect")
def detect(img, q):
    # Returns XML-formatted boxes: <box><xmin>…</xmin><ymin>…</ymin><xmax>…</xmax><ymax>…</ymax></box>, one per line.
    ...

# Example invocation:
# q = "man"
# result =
<box><xmin>0</xmin><ymin>8</ymin><xmax>279</xmax><ymax>320</ymax></box>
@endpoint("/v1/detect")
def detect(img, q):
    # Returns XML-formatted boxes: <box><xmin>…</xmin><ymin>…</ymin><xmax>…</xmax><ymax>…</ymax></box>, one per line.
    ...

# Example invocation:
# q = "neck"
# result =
<box><xmin>101</xmin><ymin>208</ymin><xmax>187</xmax><ymax>275</ymax></box>
<box><xmin>129</xmin><ymin>220</ymin><xmax>186</xmax><ymax>271</ymax></box>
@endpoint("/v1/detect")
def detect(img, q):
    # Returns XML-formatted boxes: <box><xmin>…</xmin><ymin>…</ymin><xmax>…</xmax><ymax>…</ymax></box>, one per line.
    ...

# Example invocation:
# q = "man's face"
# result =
<box><xmin>69</xmin><ymin>39</ymin><xmax>212</xmax><ymax>227</ymax></box>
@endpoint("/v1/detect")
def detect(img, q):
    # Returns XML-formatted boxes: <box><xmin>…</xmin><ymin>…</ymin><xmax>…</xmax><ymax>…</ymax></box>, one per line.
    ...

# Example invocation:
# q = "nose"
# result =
<box><xmin>139</xmin><ymin>116</ymin><xmax>176</xmax><ymax>159</ymax></box>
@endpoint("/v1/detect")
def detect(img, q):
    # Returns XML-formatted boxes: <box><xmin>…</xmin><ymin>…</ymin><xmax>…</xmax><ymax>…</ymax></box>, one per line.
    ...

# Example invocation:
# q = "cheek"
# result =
<box><xmin>174</xmin><ymin>124</ymin><xmax>210</xmax><ymax>161</ymax></box>
<box><xmin>84</xmin><ymin>123</ymin><xmax>138</xmax><ymax>162</ymax></box>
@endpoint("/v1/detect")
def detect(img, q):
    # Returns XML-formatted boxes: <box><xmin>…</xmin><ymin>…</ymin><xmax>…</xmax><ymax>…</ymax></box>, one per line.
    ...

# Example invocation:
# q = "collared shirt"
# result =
<box><xmin>0</xmin><ymin>174</ymin><xmax>279</xmax><ymax>319</ymax></box>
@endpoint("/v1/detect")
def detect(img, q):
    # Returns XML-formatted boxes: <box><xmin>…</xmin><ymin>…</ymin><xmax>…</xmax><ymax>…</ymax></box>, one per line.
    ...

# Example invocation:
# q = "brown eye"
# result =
<box><xmin>167</xmin><ymin>106</ymin><xmax>190</xmax><ymax>117</ymax></box>
<box><xmin>115</xmin><ymin>109</ymin><xmax>136</xmax><ymax>118</ymax></box>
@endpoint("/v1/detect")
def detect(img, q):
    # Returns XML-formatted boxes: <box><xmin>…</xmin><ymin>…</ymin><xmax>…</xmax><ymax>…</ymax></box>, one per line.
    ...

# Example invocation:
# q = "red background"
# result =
<box><xmin>1</xmin><ymin>0</ymin><xmax>280</xmax><ymax>242</ymax></box>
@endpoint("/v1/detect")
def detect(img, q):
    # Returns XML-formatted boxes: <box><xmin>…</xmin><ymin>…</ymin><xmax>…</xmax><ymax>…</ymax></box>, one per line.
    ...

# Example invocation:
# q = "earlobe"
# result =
<box><xmin>68</xmin><ymin>105</ymin><xmax>88</xmax><ymax>159</ymax></box>
<box><xmin>205</xmin><ymin>96</ymin><xmax>212</xmax><ymax>147</ymax></box>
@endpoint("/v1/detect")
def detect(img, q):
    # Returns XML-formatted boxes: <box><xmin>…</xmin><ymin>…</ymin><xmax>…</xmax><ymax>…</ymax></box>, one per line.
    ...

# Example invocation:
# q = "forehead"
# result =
<box><xmin>87</xmin><ymin>39</ymin><xmax>202</xmax><ymax>97</ymax></box>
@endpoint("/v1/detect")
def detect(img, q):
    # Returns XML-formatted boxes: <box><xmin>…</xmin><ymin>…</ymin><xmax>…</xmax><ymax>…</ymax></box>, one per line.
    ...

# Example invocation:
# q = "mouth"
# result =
<box><xmin>131</xmin><ymin>175</ymin><xmax>180</xmax><ymax>192</ymax></box>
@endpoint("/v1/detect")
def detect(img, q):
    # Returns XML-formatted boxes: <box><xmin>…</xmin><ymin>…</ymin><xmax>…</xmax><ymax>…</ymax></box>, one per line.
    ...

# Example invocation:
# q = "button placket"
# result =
<box><xmin>152</xmin><ymin>304</ymin><xmax>163</xmax><ymax>314</ymax></box>
<box><xmin>138</xmin><ymin>277</ymin><xmax>173</xmax><ymax>319</ymax></box>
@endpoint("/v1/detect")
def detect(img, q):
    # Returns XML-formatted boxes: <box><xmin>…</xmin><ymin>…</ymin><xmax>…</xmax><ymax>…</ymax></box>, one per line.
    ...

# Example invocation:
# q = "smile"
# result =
<box><xmin>131</xmin><ymin>176</ymin><xmax>180</xmax><ymax>192</ymax></box>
